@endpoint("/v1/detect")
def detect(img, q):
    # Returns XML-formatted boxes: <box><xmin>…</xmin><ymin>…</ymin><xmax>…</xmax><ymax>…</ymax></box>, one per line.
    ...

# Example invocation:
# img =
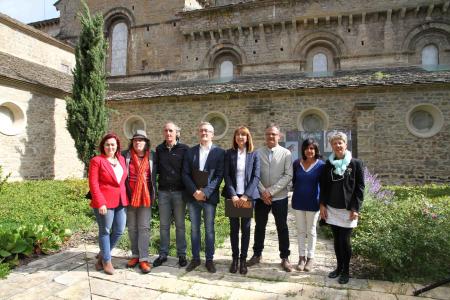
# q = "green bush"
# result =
<box><xmin>0</xmin><ymin>179</ymin><xmax>92</xmax><ymax>231</ymax></box>
<box><xmin>0</xmin><ymin>179</ymin><xmax>94</xmax><ymax>278</ymax></box>
<box><xmin>353</xmin><ymin>184</ymin><xmax>450</xmax><ymax>281</ymax></box>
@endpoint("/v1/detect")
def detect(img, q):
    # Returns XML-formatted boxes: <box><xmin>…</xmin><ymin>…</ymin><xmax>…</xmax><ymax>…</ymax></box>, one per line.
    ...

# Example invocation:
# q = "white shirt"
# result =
<box><xmin>300</xmin><ymin>159</ymin><xmax>319</xmax><ymax>172</ymax></box>
<box><xmin>236</xmin><ymin>148</ymin><xmax>246</xmax><ymax>195</ymax></box>
<box><xmin>112</xmin><ymin>162</ymin><xmax>124</xmax><ymax>183</ymax></box>
<box><xmin>199</xmin><ymin>142</ymin><xmax>212</xmax><ymax>171</ymax></box>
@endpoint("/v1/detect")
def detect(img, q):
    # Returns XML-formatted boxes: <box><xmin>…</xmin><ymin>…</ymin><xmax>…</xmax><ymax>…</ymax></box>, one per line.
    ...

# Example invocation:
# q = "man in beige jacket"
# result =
<box><xmin>247</xmin><ymin>123</ymin><xmax>294</xmax><ymax>272</ymax></box>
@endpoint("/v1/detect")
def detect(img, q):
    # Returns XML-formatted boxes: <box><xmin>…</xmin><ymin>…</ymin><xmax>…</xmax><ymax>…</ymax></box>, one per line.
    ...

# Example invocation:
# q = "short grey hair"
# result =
<box><xmin>265</xmin><ymin>122</ymin><xmax>280</xmax><ymax>132</ymax></box>
<box><xmin>328</xmin><ymin>131</ymin><xmax>348</xmax><ymax>144</ymax></box>
<box><xmin>164</xmin><ymin>121</ymin><xmax>181</xmax><ymax>137</ymax></box>
<box><xmin>199</xmin><ymin>121</ymin><xmax>214</xmax><ymax>133</ymax></box>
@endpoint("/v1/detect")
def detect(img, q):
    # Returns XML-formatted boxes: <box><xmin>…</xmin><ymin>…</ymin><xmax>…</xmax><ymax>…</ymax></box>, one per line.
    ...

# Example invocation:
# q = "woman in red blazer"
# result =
<box><xmin>89</xmin><ymin>132</ymin><xmax>129</xmax><ymax>275</ymax></box>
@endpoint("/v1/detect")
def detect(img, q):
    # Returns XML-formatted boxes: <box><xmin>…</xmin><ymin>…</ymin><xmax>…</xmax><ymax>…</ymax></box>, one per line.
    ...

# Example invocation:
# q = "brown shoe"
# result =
<box><xmin>205</xmin><ymin>260</ymin><xmax>216</xmax><ymax>273</ymax></box>
<box><xmin>186</xmin><ymin>259</ymin><xmax>201</xmax><ymax>272</ymax></box>
<box><xmin>304</xmin><ymin>257</ymin><xmax>314</xmax><ymax>272</ymax></box>
<box><xmin>102</xmin><ymin>260</ymin><xmax>115</xmax><ymax>275</ymax></box>
<box><xmin>296</xmin><ymin>256</ymin><xmax>306</xmax><ymax>271</ymax></box>
<box><xmin>281</xmin><ymin>258</ymin><xmax>293</xmax><ymax>272</ymax></box>
<box><xmin>95</xmin><ymin>253</ymin><xmax>103</xmax><ymax>271</ymax></box>
<box><xmin>139</xmin><ymin>261</ymin><xmax>152</xmax><ymax>274</ymax></box>
<box><xmin>127</xmin><ymin>257</ymin><xmax>139</xmax><ymax>268</ymax></box>
<box><xmin>247</xmin><ymin>255</ymin><xmax>261</xmax><ymax>267</ymax></box>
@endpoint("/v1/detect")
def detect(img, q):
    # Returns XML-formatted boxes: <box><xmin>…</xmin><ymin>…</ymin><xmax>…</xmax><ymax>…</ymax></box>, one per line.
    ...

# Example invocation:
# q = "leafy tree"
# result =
<box><xmin>66</xmin><ymin>1</ymin><xmax>108</xmax><ymax>172</ymax></box>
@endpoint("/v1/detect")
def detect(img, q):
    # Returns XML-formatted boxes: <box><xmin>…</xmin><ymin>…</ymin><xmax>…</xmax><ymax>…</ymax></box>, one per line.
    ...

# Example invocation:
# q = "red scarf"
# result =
<box><xmin>130</xmin><ymin>149</ymin><xmax>151</xmax><ymax>207</ymax></box>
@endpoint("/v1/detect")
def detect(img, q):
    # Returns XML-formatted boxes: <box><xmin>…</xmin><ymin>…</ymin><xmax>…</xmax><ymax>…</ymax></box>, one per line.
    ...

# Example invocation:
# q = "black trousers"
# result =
<box><xmin>253</xmin><ymin>197</ymin><xmax>290</xmax><ymax>259</ymax></box>
<box><xmin>229</xmin><ymin>216</ymin><xmax>251</xmax><ymax>259</ymax></box>
<box><xmin>330</xmin><ymin>225</ymin><xmax>353</xmax><ymax>274</ymax></box>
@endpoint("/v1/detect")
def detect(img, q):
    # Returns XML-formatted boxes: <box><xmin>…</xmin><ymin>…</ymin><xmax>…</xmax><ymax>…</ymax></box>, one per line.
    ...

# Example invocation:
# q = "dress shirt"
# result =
<box><xmin>236</xmin><ymin>148</ymin><xmax>247</xmax><ymax>195</ymax></box>
<box><xmin>199</xmin><ymin>142</ymin><xmax>212</xmax><ymax>171</ymax></box>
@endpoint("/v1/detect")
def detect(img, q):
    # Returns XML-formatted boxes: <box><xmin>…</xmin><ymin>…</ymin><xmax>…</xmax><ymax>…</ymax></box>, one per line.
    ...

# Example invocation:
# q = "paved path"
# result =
<box><xmin>1</xmin><ymin>205</ymin><xmax>449</xmax><ymax>300</ymax></box>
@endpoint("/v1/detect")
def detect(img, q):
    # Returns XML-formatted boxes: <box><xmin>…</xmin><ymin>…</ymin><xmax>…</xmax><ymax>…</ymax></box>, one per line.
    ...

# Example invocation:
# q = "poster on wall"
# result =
<box><xmin>284</xmin><ymin>130</ymin><xmax>352</xmax><ymax>162</ymax></box>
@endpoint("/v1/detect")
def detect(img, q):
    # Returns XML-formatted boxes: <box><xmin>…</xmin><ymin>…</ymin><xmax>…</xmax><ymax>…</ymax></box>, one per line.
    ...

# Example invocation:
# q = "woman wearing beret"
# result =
<box><xmin>89</xmin><ymin>132</ymin><xmax>128</xmax><ymax>275</ymax></box>
<box><xmin>319</xmin><ymin>132</ymin><xmax>365</xmax><ymax>284</ymax></box>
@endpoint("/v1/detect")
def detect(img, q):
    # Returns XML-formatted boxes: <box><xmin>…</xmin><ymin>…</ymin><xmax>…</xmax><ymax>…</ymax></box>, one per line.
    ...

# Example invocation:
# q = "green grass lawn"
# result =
<box><xmin>0</xmin><ymin>179</ymin><xmax>230</xmax><ymax>278</ymax></box>
<box><xmin>2</xmin><ymin>178</ymin><xmax>447</xmax><ymax>282</ymax></box>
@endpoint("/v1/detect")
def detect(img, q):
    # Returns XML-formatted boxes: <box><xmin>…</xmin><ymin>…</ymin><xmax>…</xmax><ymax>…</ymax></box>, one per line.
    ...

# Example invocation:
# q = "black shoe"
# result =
<box><xmin>229</xmin><ymin>258</ymin><xmax>238</xmax><ymax>273</ymax></box>
<box><xmin>247</xmin><ymin>255</ymin><xmax>261</xmax><ymax>267</ymax></box>
<box><xmin>205</xmin><ymin>260</ymin><xmax>216</xmax><ymax>273</ymax></box>
<box><xmin>186</xmin><ymin>259</ymin><xmax>201</xmax><ymax>272</ymax></box>
<box><xmin>178</xmin><ymin>256</ymin><xmax>188</xmax><ymax>267</ymax></box>
<box><xmin>338</xmin><ymin>273</ymin><xmax>350</xmax><ymax>284</ymax></box>
<box><xmin>239</xmin><ymin>258</ymin><xmax>247</xmax><ymax>275</ymax></box>
<box><xmin>328</xmin><ymin>268</ymin><xmax>342</xmax><ymax>278</ymax></box>
<box><xmin>152</xmin><ymin>256</ymin><xmax>167</xmax><ymax>267</ymax></box>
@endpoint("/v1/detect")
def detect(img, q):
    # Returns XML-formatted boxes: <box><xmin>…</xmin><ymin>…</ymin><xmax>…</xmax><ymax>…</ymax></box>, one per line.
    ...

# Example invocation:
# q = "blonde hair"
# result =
<box><xmin>232</xmin><ymin>126</ymin><xmax>254</xmax><ymax>152</ymax></box>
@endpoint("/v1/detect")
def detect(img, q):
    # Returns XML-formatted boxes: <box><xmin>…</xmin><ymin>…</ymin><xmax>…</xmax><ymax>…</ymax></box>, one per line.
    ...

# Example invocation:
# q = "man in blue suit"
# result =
<box><xmin>182</xmin><ymin>121</ymin><xmax>225</xmax><ymax>273</ymax></box>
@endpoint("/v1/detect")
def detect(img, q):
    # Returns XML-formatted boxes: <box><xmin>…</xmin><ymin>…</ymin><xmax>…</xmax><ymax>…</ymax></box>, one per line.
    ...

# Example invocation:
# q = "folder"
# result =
<box><xmin>225</xmin><ymin>199</ymin><xmax>253</xmax><ymax>218</ymax></box>
<box><xmin>192</xmin><ymin>169</ymin><xmax>208</xmax><ymax>189</ymax></box>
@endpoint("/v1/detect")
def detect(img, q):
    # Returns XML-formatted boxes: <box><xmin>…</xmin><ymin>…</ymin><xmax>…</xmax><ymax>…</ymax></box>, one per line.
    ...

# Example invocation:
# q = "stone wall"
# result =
<box><xmin>107</xmin><ymin>85</ymin><xmax>450</xmax><ymax>184</ymax></box>
<box><xmin>0</xmin><ymin>14</ymin><xmax>84</xmax><ymax>181</ymax></box>
<box><xmin>0</xmin><ymin>16</ymin><xmax>74</xmax><ymax>74</ymax></box>
<box><xmin>0</xmin><ymin>85</ymin><xmax>84</xmax><ymax>180</ymax></box>
<box><xmin>178</xmin><ymin>1</ymin><xmax>450</xmax><ymax>78</ymax></box>
<box><xmin>54</xmin><ymin>0</ymin><xmax>450</xmax><ymax>79</ymax></box>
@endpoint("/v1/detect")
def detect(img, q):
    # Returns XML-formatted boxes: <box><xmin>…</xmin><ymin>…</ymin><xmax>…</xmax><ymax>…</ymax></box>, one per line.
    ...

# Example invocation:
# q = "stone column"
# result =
<box><xmin>354</xmin><ymin>103</ymin><xmax>375</xmax><ymax>169</ymax></box>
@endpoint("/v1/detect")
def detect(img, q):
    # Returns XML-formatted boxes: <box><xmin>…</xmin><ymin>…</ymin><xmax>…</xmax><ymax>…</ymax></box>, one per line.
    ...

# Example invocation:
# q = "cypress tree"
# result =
<box><xmin>66</xmin><ymin>2</ymin><xmax>108</xmax><ymax>172</ymax></box>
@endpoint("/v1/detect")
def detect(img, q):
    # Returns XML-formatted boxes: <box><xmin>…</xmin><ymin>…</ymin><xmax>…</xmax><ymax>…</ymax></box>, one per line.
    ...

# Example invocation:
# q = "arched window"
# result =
<box><xmin>219</xmin><ymin>60</ymin><xmax>234</xmax><ymax>79</ymax></box>
<box><xmin>312</xmin><ymin>53</ymin><xmax>328</xmax><ymax>73</ymax></box>
<box><xmin>110</xmin><ymin>22</ymin><xmax>128</xmax><ymax>76</ymax></box>
<box><xmin>421</xmin><ymin>44</ymin><xmax>439</xmax><ymax>66</ymax></box>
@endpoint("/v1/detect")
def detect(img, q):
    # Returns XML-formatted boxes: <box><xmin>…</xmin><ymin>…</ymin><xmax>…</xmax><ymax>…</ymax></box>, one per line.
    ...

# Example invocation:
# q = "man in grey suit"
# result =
<box><xmin>247</xmin><ymin>123</ymin><xmax>294</xmax><ymax>272</ymax></box>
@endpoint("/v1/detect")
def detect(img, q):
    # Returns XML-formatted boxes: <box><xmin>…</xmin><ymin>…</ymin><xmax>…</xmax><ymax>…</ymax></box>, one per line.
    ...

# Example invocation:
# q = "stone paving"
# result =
<box><xmin>1</xmin><ymin>206</ymin><xmax>449</xmax><ymax>300</ymax></box>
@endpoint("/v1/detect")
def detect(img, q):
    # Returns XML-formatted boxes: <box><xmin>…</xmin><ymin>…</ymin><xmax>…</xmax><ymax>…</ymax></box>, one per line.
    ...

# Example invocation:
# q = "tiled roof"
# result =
<box><xmin>0</xmin><ymin>51</ymin><xmax>72</xmax><ymax>94</ymax></box>
<box><xmin>107</xmin><ymin>66</ymin><xmax>450</xmax><ymax>101</ymax></box>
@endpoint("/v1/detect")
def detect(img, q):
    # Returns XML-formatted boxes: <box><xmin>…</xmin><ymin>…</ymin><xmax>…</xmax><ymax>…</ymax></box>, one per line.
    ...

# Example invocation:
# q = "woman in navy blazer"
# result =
<box><xmin>89</xmin><ymin>133</ymin><xmax>129</xmax><ymax>275</ymax></box>
<box><xmin>223</xmin><ymin>126</ymin><xmax>260</xmax><ymax>275</ymax></box>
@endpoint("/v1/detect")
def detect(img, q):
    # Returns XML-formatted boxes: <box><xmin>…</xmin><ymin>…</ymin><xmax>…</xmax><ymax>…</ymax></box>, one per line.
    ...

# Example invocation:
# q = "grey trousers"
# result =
<box><xmin>127</xmin><ymin>206</ymin><xmax>151</xmax><ymax>262</ymax></box>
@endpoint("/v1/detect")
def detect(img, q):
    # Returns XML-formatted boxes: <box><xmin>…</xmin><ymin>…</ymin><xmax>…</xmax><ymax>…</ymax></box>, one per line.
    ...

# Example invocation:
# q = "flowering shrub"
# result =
<box><xmin>354</xmin><ymin>180</ymin><xmax>450</xmax><ymax>281</ymax></box>
<box><xmin>364</xmin><ymin>167</ymin><xmax>394</xmax><ymax>203</ymax></box>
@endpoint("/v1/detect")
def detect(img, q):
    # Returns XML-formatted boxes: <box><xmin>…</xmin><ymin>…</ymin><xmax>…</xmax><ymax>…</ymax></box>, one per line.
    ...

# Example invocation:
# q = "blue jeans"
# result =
<box><xmin>93</xmin><ymin>206</ymin><xmax>127</xmax><ymax>262</ymax></box>
<box><xmin>188</xmin><ymin>201</ymin><xmax>216</xmax><ymax>261</ymax></box>
<box><xmin>158</xmin><ymin>190</ymin><xmax>187</xmax><ymax>257</ymax></box>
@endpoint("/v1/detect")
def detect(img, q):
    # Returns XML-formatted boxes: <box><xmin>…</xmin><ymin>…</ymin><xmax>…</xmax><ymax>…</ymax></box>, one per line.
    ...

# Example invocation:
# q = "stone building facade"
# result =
<box><xmin>31</xmin><ymin>0</ymin><xmax>450</xmax><ymax>183</ymax></box>
<box><xmin>0</xmin><ymin>13</ymin><xmax>84</xmax><ymax>180</ymax></box>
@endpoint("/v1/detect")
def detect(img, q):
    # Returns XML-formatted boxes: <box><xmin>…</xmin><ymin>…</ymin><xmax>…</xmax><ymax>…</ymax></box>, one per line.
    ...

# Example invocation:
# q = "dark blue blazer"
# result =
<box><xmin>223</xmin><ymin>148</ymin><xmax>260</xmax><ymax>200</ymax></box>
<box><xmin>182</xmin><ymin>144</ymin><xmax>225</xmax><ymax>205</ymax></box>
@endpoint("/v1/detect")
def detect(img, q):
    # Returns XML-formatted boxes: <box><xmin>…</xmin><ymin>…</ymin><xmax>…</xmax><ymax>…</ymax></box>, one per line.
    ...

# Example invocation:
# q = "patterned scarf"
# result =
<box><xmin>329</xmin><ymin>150</ymin><xmax>352</xmax><ymax>176</ymax></box>
<box><xmin>130</xmin><ymin>149</ymin><xmax>151</xmax><ymax>207</ymax></box>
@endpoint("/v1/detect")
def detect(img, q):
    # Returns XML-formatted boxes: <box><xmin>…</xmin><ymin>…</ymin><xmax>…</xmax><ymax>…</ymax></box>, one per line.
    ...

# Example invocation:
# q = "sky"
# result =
<box><xmin>0</xmin><ymin>0</ymin><xmax>59</xmax><ymax>24</ymax></box>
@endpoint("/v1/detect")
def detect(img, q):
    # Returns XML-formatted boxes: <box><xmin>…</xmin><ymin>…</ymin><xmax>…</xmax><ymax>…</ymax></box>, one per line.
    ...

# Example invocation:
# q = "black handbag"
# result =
<box><xmin>85</xmin><ymin>191</ymin><xmax>92</xmax><ymax>200</ymax></box>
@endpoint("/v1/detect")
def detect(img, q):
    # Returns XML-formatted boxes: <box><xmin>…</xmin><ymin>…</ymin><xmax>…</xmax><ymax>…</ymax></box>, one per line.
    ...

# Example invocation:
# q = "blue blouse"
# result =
<box><xmin>291</xmin><ymin>159</ymin><xmax>325</xmax><ymax>211</ymax></box>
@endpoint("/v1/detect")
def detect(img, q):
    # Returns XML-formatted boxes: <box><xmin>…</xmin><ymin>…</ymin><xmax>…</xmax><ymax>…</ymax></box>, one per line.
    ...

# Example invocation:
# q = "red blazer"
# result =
<box><xmin>88</xmin><ymin>154</ymin><xmax>129</xmax><ymax>209</ymax></box>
